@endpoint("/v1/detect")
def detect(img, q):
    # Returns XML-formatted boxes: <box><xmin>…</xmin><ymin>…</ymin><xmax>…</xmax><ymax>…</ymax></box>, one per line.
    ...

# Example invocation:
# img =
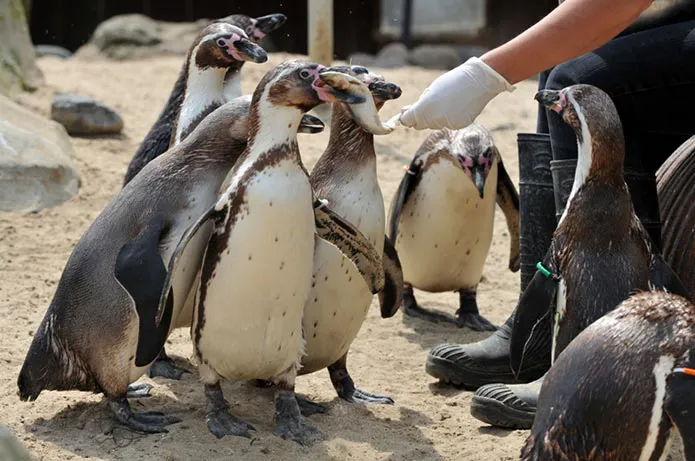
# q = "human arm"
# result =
<box><xmin>400</xmin><ymin>0</ymin><xmax>654</xmax><ymax>130</ymax></box>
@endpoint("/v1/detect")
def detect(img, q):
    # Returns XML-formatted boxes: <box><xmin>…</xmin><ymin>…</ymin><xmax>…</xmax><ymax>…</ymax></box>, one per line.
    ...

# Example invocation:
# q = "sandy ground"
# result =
<box><xmin>2</xmin><ymin>52</ymin><xmax>538</xmax><ymax>460</ymax></box>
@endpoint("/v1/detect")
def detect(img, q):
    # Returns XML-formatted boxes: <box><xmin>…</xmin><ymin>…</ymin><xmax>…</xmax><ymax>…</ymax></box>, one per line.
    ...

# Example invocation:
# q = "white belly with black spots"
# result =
<box><xmin>395</xmin><ymin>159</ymin><xmax>497</xmax><ymax>292</ymax></box>
<box><xmin>301</xmin><ymin>164</ymin><xmax>385</xmax><ymax>373</ymax></box>
<box><xmin>193</xmin><ymin>163</ymin><xmax>315</xmax><ymax>381</ymax></box>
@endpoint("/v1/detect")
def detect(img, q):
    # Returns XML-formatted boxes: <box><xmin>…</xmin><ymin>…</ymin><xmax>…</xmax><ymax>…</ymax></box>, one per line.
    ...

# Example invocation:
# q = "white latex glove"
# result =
<box><xmin>400</xmin><ymin>57</ymin><xmax>516</xmax><ymax>130</ymax></box>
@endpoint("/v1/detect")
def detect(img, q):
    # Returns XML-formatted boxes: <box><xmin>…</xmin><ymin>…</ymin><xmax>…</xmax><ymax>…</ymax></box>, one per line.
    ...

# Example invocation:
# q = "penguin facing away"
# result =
<box><xmin>388</xmin><ymin>125</ymin><xmax>520</xmax><ymax>331</ymax></box>
<box><xmin>510</xmin><ymin>85</ymin><xmax>689</xmax><ymax>375</ymax></box>
<box><xmin>122</xmin><ymin>15</ymin><xmax>281</xmax><ymax>186</ymax></box>
<box><xmin>163</xmin><ymin>61</ymin><xmax>375</xmax><ymax>445</ymax></box>
<box><xmin>16</xmin><ymin>97</ymin><xmax>285</xmax><ymax>434</ymax></box>
<box><xmin>521</xmin><ymin>291</ymin><xmax>695</xmax><ymax>461</ymax></box>
<box><xmin>301</xmin><ymin>66</ymin><xmax>404</xmax><ymax>405</ymax></box>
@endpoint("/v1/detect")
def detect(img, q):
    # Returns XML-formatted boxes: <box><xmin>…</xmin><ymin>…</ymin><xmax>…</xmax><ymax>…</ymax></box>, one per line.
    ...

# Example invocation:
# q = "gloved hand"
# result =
<box><xmin>400</xmin><ymin>57</ymin><xmax>516</xmax><ymax>130</ymax></box>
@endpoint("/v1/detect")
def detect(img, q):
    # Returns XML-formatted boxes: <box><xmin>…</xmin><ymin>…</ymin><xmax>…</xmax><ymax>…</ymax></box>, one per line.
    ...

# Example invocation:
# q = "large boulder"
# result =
<box><xmin>91</xmin><ymin>14</ymin><xmax>161</xmax><ymax>49</ymax></box>
<box><xmin>408</xmin><ymin>44</ymin><xmax>462</xmax><ymax>70</ymax></box>
<box><xmin>374</xmin><ymin>42</ymin><xmax>409</xmax><ymax>68</ymax></box>
<box><xmin>0</xmin><ymin>95</ymin><xmax>80</xmax><ymax>212</ymax></box>
<box><xmin>0</xmin><ymin>0</ymin><xmax>44</xmax><ymax>95</ymax></box>
<box><xmin>51</xmin><ymin>93</ymin><xmax>124</xmax><ymax>136</ymax></box>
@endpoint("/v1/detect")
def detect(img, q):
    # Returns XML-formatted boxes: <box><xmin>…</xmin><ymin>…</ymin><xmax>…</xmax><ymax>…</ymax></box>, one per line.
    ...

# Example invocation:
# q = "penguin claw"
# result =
<box><xmin>347</xmin><ymin>389</ymin><xmax>395</xmax><ymax>405</ymax></box>
<box><xmin>206</xmin><ymin>408</ymin><xmax>255</xmax><ymax>439</ymax></box>
<box><xmin>108</xmin><ymin>396</ymin><xmax>180</xmax><ymax>434</ymax></box>
<box><xmin>296</xmin><ymin>396</ymin><xmax>329</xmax><ymax>416</ymax></box>
<box><xmin>403</xmin><ymin>300</ymin><xmax>456</xmax><ymax>324</ymax></box>
<box><xmin>126</xmin><ymin>382</ymin><xmax>153</xmax><ymax>399</ymax></box>
<box><xmin>148</xmin><ymin>359</ymin><xmax>190</xmax><ymax>380</ymax></box>
<box><xmin>274</xmin><ymin>391</ymin><xmax>325</xmax><ymax>446</ymax></box>
<box><xmin>456</xmin><ymin>312</ymin><xmax>497</xmax><ymax>332</ymax></box>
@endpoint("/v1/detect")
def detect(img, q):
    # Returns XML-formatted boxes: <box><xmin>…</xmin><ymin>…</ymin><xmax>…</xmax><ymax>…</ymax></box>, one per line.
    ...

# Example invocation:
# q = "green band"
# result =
<box><xmin>536</xmin><ymin>262</ymin><xmax>552</xmax><ymax>278</ymax></box>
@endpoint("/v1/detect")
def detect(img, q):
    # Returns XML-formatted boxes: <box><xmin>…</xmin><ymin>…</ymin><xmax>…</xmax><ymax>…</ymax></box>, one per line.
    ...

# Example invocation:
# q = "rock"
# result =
<box><xmin>51</xmin><ymin>93</ymin><xmax>124</xmax><ymax>136</ymax></box>
<box><xmin>0</xmin><ymin>94</ymin><xmax>80</xmax><ymax>212</ymax></box>
<box><xmin>0</xmin><ymin>0</ymin><xmax>44</xmax><ymax>95</ymax></box>
<box><xmin>408</xmin><ymin>44</ymin><xmax>462</xmax><ymax>70</ymax></box>
<box><xmin>455</xmin><ymin>45</ymin><xmax>489</xmax><ymax>63</ymax></box>
<box><xmin>35</xmin><ymin>44</ymin><xmax>73</xmax><ymax>59</ymax></box>
<box><xmin>91</xmin><ymin>14</ymin><xmax>161</xmax><ymax>50</ymax></box>
<box><xmin>347</xmin><ymin>52</ymin><xmax>376</xmax><ymax>67</ymax></box>
<box><xmin>0</xmin><ymin>426</ymin><xmax>32</xmax><ymax>461</ymax></box>
<box><xmin>374</xmin><ymin>42</ymin><xmax>409</xmax><ymax>68</ymax></box>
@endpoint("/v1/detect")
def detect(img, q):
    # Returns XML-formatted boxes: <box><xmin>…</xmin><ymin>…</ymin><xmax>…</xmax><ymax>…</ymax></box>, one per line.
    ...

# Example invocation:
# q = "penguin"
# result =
<box><xmin>300</xmin><ymin>67</ymin><xmax>404</xmax><ymax>405</ymax></box>
<box><xmin>510</xmin><ymin>84</ymin><xmax>689</xmax><ymax>376</ymax></box>
<box><xmin>122</xmin><ymin>14</ymin><xmax>284</xmax><ymax>186</ymax></box>
<box><xmin>15</xmin><ymin>96</ymin><xmax>323</xmax><ymax>434</ymax></box>
<box><xmin>161</xmin><ymin>61</ymin><xmax>376</xmax><ymax>445</ymax></box>
<box><xmin>520</xmin><ymin>290</ymin><xmax>695</xmax><ymax>461</ymax></box>
<box><xmin>387</xmin><ymin>126</ymin><xmax>521</xmax><ymax>331</ymax></box>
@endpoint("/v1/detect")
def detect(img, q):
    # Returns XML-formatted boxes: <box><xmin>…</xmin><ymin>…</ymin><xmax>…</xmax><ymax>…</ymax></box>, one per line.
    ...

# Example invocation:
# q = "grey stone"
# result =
<box><xmin>0</xmin><ymin>0</ymin><xmax>44</xmax><ymax>95</ymax></box>
<box><xmin>51</xmin><ymin>93</ymin><xmax>124</xmax><ymax>136</ymax></box>
<box><xmin>374</xmin><ymin>42</ymin><xmax>408</xmax><ymax>68</ymax></box>
<box><xmin>0</xmin><ymin>94</ymin><xmax>80</xmax><ymax>212</ymax></box>
<box><xmin>91</xmin><ymin>14</ymin><xmax>161</xmax><ymax>50</ymax></box>
<box><xmin>35</xmin><ymin>44</ymin><xmax>73</xmax><ymax>59</ymax></box>
<box><xmin>408</xmin><ymin>44</ymin><xmax>462</xmax><ymax>70</ymax></box>
<box><xmin>347</xmin><ymin>52</ymin><xmax>376</xmax><ymax>67</ymax></box>
<box><xmin>0</xmin><ymin>426</ymin><xmax>32</xmax><ymax>461</ymax></box>
<box><xmin>455</xmin><ymin>45</ymin><xmax>489</xmax><ymax>63</ymax></box>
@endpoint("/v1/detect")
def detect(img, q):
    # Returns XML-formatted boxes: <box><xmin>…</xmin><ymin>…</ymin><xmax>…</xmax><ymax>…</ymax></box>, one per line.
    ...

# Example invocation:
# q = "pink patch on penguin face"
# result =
<box><xmin>308</xmin><ymin>66</ymin><xmax>341</xmax><ymax>102</ymax></box>
<box><xmin>216</xmin><ymin>33</ymin><xmax>244</xmax><ymax>61</ymax></box>
<box><xmin>250</xmin><ymin>19</ymin><xmax>266</xmax><ymax>40</ymax></box>
<box><xmin>456</xmin><ymin>155</ymin><xmax>474</xmax><ymax>180</ymax></box>
<box><xmin>478</xmin><ymin>154</ymin><xmax>491</xmax><ymax>175</ymax></box>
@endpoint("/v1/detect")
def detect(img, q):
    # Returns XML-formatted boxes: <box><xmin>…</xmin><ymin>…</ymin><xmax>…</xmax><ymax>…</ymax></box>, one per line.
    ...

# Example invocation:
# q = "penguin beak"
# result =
<box><xmin>314</xmin><ymin>71</ymin><xmax>367</xmax><ymax>104</ymax></box>
<box><xmin>254</xmin><ymin>14</ymin><xmax>287</xmax><ymax>36</ymax></box>
<box><xmin>368</xmin><ymin>81</ymin><xmax>402</xmax><ymax>102</ymax></box>
<box><xmin>298</xmin><ymin>114</ymin><xmax>325</xmax><ymax>134</ymax></box>
<box><xmin>473</xmin><ymin>168</ymin><xmax>486</xmax><ymax>199</ymax></box>
<box><xmin>535</xmin><ymin>89</ymin><xmax>564</xmax><ymax>114</ymax></box>
<box><xmin>231</xmin><ymin>39</ymin><xmax>268</xmax><ymax>63</ymax></box>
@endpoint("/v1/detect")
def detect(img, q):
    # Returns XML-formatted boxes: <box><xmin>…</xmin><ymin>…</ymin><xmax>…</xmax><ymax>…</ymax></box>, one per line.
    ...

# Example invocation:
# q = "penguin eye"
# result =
<box><xmin>216</xmin><ymin>38</ymin><xmax>227</xmax><ymax>47</ymax></box>
<box><xmin>299</xmin><ymin>69</ymin><xmax>312</xmax><ymax>80</ymax></box>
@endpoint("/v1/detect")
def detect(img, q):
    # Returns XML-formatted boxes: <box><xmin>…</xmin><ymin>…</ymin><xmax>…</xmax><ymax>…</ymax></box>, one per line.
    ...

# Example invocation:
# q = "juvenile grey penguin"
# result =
<box><xmin>508</xmin><ymin>85</ymin><xmax>689</xmax><ymax>384</ymax></box>
<box><xmin>521</xmin><ymin>291</ymin><xmax>695</xmax><ymax>461</ymax></box>
<box><xmin>301</xmin><ymin>67</ymin><xmax>404</xmax><ymax>405</ymax></box>
<box><xmin>163</xmin><ymin>61</ymin><xmax>373</xmax><ymax>445</ymax></box>
<box><xmin>388</xmin><ymin>126</ymin><xmax>520</xmax><ymax>331</ymax></box>
<box><xmin>16</xmin><ymin>97</ymin><xmax>267</xmax><ymax>434</ymax></box>
<box><xmin>122</xmin><ymin>16</ymin><xmax>279</xmax><ymax>185</ymax></box>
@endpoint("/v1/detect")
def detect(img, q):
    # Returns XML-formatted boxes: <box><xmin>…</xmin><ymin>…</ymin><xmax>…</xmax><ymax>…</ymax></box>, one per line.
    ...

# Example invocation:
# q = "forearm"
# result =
<box><xmin>482</xmin><ymin>0</ymin><xmax>653</xmax><ymax>84</ymax></box>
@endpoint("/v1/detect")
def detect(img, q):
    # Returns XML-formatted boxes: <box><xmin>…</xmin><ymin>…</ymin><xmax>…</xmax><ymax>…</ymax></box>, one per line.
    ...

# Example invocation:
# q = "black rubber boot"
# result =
<box><xmin>470</xmin><ymin>376</ymin><xmax>543</xmax><ymax>429</ymax></box>
<box><xmin>425</xmin><ymin>133</ymin><xmax>556</xmax><ymax>389</ymax></box>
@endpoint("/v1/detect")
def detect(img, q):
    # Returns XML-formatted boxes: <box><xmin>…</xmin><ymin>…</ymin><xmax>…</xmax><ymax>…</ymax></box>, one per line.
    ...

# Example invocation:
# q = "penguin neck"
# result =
<box><xmin>324</xmin><ymin>102</ymin><xmax>376</xmax><ymax>168</ymax></box>
<box><xmin>243</xmin><ymin>96</ymin><xmax>304</xmax><ymax>167</ymax></box>
<box><xmin>175</xmin><ymin>54</ymin><xmax>229</xmax><ymax>145</ymax></box>
<box><xmin>222</xmin><ymin>67</ymin><xmax>243</xmax><ymax>101</ymax></box>
<box><xmin>558</xmin><ymin>110</ymin><xmax>625</xmax><ymax>225</ymax></box>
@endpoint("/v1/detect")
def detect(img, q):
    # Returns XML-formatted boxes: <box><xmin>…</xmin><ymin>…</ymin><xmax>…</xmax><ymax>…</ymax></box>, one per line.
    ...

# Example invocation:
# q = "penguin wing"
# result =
<box><xmin>648</xmin><ymin>252</ymin><xmax>690</xmax><ymax>299</ymax></box>
<box><xmin>387</xmin><ymin>158</ymin><xmax>422</xmax><ymax>241</ymax></box>
<box><xmin>379</xmin><ymin>236</ymin><xmax>404</xmax><ymax>318</ymax></box>
<box><xmin>313</xmin><ymin>200</ymin><xmax>385</xmax><ymax>294</ymax></box>
<box><xmin>509</xmin><ymin>269</ymin><xmax>558</xmax><ymax>377</ymax></box>
<box><xmin>495</xmin><ymin>156</ymin><xmax>520</xmax><ymax>272</ymax></box>
<box><xmin>114</xmin><ymin>216</ymin><xmax>175</xmax><ymax>367</ymax></box>
<box><xmin>664</xmin><ymin>371</ymin><xmax>695</xmax><ymax>460</ymax></box>
<box><xmin>156</xmin><ymin>206</ymin><xmax>217</xmax><ymax>326</ymax></box>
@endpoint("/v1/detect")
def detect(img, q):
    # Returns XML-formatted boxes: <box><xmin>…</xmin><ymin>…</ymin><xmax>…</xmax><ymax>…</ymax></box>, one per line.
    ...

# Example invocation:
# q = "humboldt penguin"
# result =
<box><xmin>301</xmin><ymin>67</ymin><xmax>403</xmax><ymax>405</ymax></box>
<box><xmin>387</xmin><ymin>126</ymin><xmax>520</xmax><ymax>331</ymax></box>
<box><xmin>509</xmin><ymin>85</ymin><xmax>689</xmax><ymax>376</ymax></box>
<box><xmin>521</xmin><ymin>291</ymin><xmax>695</xmax><ymax>461</ymax></box>
<box><xmin>122</xmin><ymin>14</ymin><xmax>284</xmax><ymax>185</ymax></box>
<box><xmin>162</xmin><ymin>61</ymin><xmax>374</xmax><ymax>445</ymax></box>
<box><xmin>16</xmin><ymin>97</ymin><xmax>269</xmax><ymax>434</ymax></box>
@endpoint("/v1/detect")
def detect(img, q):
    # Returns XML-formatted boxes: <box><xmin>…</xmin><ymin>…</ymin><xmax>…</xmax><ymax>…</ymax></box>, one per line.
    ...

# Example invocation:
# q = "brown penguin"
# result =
<box><xmin>509</xmin><ymin>84</ymin><xmax>688</xmax><ymax>375</ymax></box>
<box><xmin>122</xmin><ymin>15</ymin><xmax>282</xmax><ymax>185</ymax></box>
<box><xmin>521</xmin><ymin>291</ymin><xmax>695</xmax><ymax>460</ymax></box>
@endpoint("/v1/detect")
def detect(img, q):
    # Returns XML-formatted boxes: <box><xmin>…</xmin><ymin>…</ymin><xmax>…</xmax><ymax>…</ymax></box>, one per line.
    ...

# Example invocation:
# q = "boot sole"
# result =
<box><xmin>425</xmin><ymin>355</ymin><xmax>548</xmax><ymax>390</ymax></box>
<box><xmin>470</xmin><ymin>395</ymin><xmax>535</xmax><ymax>430</ymax></box>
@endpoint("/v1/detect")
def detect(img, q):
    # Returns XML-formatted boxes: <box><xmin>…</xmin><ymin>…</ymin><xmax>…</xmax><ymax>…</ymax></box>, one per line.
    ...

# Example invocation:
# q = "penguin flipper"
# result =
<box><xmin>115</xmin><ymin>217</ymin><xmax>175</xmax><ymax>367</ymax></box>
<box><xmin>387</xmin><ymin>159</ymin><xmax>421</xmax><ymax>241</ymax></box>
<box><xmin>510</xmin><ymin>270</ymin><xmax>558</xmax><ymax>377</ymax></box>
<box><xmin>495</xmin><ymin>156</ymin><xmax>521</xmax><ymax>272</ymax></box>
<box><xmin>665</xmin><ymin>371</ymin><xmax>695</xmax><ymax>460</ymax></box>
<box><xmin>648</xmin><ymin>252</ymin><xmax>691</xmax><ymax>299</ymax></box>
<box><xmin>313</xmin><ymin>200</ymin><xmax>385</xmax><ymax>294</ymax></box>
<box><xmin>156</xmin><ymin>206</ymin><xmax>217</xmax><ymax>326</ymax></box>
<box><xmin>379</xmin><ymin>236</ymin><xmax>404</xmax><ymax>318</ymax></box>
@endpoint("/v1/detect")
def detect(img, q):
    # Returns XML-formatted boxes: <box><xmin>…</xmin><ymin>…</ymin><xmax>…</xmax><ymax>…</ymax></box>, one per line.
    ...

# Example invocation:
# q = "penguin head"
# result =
<box><xmin>213</xmin><ymin>13</ymin><xmax>287</xmax><ymax>42</ymax></box>
<box><xmin>325</xmin><ymin>66</ymin><xmax>403</xmax><ymax>107</ymax></box>
<box><xmin>451</xmin><ymin>125</ymin><xmax>497</xmax><ymax>199</ymax></box>
<box><xmin>252</xmin><ymin>60</ymin><xmax>366</xmax><ymax>114</ymax></box>
<box><xmin>191</xmin><ymin>23</ymin><xmax>268</xmax><ymax>73</ymax></box>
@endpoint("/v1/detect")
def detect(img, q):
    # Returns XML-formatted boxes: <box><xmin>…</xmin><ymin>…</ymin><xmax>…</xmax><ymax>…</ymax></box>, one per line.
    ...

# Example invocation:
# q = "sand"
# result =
<box><xmin>2</xmin><ymin>52</ymin><xmax>538</xmax><ymax>460</ymax></box>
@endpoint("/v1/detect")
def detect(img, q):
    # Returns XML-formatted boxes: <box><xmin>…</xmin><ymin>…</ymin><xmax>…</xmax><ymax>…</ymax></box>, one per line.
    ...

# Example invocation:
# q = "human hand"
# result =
<box><xmin>399</xmin><ymin>57</ymin><xmax>515</xmax><ymax>130</ymax></box>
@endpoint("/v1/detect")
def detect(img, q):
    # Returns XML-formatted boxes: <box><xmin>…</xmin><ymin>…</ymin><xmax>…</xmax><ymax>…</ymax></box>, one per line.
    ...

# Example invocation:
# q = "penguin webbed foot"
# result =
<box><xmin>402</xmin><ymin>285</ymin><xmax>457</xmax><ymax>325</ymax></box>
<box><xmin>148</xmin><ymin>354</ymin><xmax>190</xmax><ymax>380</ymax></box>
<box><xmin>273</xmin><ymin>390</ymin><xmax>325</xmax><ymax>446</ymax></box>
<box><xmin>296</xmin><ymin>395</ymin><xmax>329</xmax><ymax>416</ymax></box>
<box><xmin>126</xmin><ymin>382</ymin><xmax>153</xmax><ymax>399</ymax></box>
<box><xmin>346</xmin><ymin>388</ymin><xmax>395</xmax><ymax>405</ymax></box>
<box><xmin>456</xmin><ymin>289</ymin><xmax>497</xmax><ymax>332</ymax></box>
<box><xmin>108</xmin><ymin>396</ymin><xmax>180</xmax><ymax>434</ymax></box>
<box><xmin>329</xmin><ymin>360</ymin><xmax>395</xmax><ymax>405</ymax></box>
<box><xmin>204</xmin><ymin>383</ymin><xmax>255</xmax><ymax>439</ymax></box>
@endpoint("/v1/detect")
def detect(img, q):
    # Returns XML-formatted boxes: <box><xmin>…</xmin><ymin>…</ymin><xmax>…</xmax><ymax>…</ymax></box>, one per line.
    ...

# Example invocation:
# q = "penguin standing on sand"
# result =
<box><xmin>164</xmin><ymin>62</ymin><xmax>377</xmax><ymax>445</ymax></box>
<box><xmin>521</xmin><ymin>291</ymin><xmax>695</xmax><ymax>460</ymax></box>
<box><xmin>388</xmin><ymin>126</ymin><xmax>520</xmax><ymax>331</ymax></box>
